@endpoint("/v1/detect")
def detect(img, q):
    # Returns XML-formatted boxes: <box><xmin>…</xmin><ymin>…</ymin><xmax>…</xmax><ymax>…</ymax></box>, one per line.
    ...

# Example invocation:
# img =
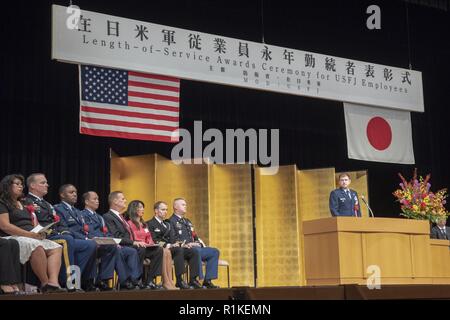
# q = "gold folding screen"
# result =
<box><xmin>298</xmin><ymin>167</ymin><xmax>336</xmax><ymax>221</ymax></box>
<box><xmin>255</xmin><ymin>166</ymin><xmax>305</xmax><ymax>287</ymax></box>
<box><xmin>209</xmin><ymin>164</ymin><xmax>254</xmax><ymax>287</ymax></box>
<box><xmin>109</xmin><ymin>152</ymin><xmax>156</xmax><ymax>221</ymax></box>
<box><xmin>155</xmin><ymin>155</ymin><xmax>210</xmax><ymax>244</ymax></box>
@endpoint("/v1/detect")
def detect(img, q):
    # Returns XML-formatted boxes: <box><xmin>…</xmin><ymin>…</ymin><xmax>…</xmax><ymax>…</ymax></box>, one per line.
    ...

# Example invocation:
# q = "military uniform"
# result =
<box><xmin>147</xmin><ymin>216</ymin><xmax>200</xmax><ymax>281</ymax></box>
<box><xmin>329</xmin><ymin>188</ymin><xmax>362</xmax><ymax>217</ymax></box>
<box><xmin>54</xmin><ymin>202</ymin><xmax>116</xmax><ymax>285</ymax></box>
<box><xmin>81</xmin><ymin>208</ymin><xmax>141</xmax><ymax>285</ymax></box>
<box><xmin>25</xmin><ymin>193</ymin><xmax>97</xmax><ymax>285</ymax></box>
<box><xmin>168</xmin><ymin>214</ymin><xmax>220</xmax><ymax>282</ymax></box>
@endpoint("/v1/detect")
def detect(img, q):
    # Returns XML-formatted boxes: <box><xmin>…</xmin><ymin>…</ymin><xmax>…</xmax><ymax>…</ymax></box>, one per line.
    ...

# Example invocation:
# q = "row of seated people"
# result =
<box><xmin>0</xmin><ymin>173</ymin><xmax>220</xmax><ymax>294</ymax></box>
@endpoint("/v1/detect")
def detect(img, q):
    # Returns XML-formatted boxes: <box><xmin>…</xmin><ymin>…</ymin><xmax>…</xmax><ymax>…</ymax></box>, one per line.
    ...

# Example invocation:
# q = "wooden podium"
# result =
<box><xmin>430</xmin><ymin>239</ymin><xmax>450</xmax><ymax>284</ymax></box>
<box><xmin>303</xmin><ymin>217</ymin><xmax>433</xmax><ymax>285</ymax></box>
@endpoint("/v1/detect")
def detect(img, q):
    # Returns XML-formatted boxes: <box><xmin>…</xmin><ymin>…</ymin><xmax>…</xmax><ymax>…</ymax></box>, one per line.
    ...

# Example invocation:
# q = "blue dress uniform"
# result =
<box><xmin>80</xmin><ymin>208</ymin><xmax>141</xmax><ymax>285</ymax></box>
<box><xmin>25</xmin><ymin>194</ymin><xmax>97</xmax><ymax>285</ymax></box>
<box><xmin>168</xmin><ymin>214</ymin><xmax>220</xmax><ymax>282</ymax></box>
<box><xmin>54</xmin><ymin>202</ymin><xmax>116</xmax><ymax>284</ymax></box>
<box><xmin>329</xmin><ymin>188</ymin><xmax>362</xmax><ymax>217</ymax></box>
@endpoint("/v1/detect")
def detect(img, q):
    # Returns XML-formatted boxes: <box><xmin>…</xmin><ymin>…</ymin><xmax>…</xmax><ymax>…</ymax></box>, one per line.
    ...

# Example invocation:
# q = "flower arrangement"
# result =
<box><xmin>393</xmin><ymin>169</ymin><xmax>448</xmax><ymax>224</ymax></box>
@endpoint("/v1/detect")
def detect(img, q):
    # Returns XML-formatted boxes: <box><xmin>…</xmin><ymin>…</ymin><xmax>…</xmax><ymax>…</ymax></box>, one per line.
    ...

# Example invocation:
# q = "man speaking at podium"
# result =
<box><xmin>329</xmin><ymin>173</ymin><xmax>361</xmax><ymax>217</ymax></box>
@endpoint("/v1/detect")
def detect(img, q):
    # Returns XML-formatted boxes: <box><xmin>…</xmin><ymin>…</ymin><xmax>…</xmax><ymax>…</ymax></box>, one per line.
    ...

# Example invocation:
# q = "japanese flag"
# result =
<box><xmin>344</xmin><ymin>102</ymin><xmax>415</xmax><ymax>164</ymax></box>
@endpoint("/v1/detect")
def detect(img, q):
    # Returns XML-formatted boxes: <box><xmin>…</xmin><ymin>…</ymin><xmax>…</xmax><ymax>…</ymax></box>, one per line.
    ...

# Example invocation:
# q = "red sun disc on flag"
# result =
<box><xmin>366</xmin><ymin>117</ymin><xmax>392</xmax><ymax>151</ymax></box>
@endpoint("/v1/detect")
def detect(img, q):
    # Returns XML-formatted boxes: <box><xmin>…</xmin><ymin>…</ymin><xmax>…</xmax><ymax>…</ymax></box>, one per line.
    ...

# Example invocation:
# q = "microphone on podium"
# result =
<box><xmin>361</xmin><ymin>195</ymin><xmax>375</xmax><ymax>218</ymax></box>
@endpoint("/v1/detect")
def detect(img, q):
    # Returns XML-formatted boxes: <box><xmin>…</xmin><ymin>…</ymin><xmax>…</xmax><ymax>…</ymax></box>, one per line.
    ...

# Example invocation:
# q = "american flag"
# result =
<box><xmin>79</xmin><ymin>65</ymin><xmax>180</xmax><ymax>142</ymax></box>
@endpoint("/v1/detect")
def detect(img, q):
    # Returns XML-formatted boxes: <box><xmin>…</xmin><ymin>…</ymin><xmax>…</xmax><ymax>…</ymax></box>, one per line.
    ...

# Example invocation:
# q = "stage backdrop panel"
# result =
<box><xmin>155</xmin><ymin>155</ymin><xmax>210</xmax><ymax>244</ymax></box>
<box><xmin>209</xmin><ymin>164</ymin><xmax>254</xmax><ymax>287</ymax></box>
<box><xmin>298</xmin><ymin>167</ymin><xmax>336</xmax><ymax>221</ymax></box>
<box><xmin>110</xmin><ymin>152</ymin><xmax>156</xmax><ymax>221</ymax></box>
<box><xmin>255</xmin><ymin>165</ymin><xmax>305</xmax><ymax>287</ymax></box>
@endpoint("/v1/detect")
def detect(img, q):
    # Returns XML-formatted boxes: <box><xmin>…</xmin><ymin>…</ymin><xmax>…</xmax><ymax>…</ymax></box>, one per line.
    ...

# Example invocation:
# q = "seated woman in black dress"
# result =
<box><xmin>0</xmin><ymin>238</ymin><xmax>21</xmax><ymax>294</ymax></box>
<box><xmin>0</xmin><ymin>174</ymin><xmax>65</xmax><ymax>293</ymax></box>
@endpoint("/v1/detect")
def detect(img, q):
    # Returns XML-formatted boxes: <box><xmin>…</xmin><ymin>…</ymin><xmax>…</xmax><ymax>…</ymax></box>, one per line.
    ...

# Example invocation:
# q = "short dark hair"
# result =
<box><xmin>59</xmin><ymin>184</ymin><xmax>75</xmax><ymax>195</ymax></box>
<box><xmin>108</xmin><ymin>191</ymin><xmax>123</xmax><ymax>205</ymax></box>
<box><xmin>154</xmin><ymin>201</ymin><xmax>167</xmax><ymax>210</ymax></box>
<box><xmin>338</xmin><ymin>173</ymin><xmax>351</xmax><ymax>180</ymax></box>
<box><xmin>82</xmin><ymin>191</ymin><xmax>95</xmax><ymax>203</ymax></box>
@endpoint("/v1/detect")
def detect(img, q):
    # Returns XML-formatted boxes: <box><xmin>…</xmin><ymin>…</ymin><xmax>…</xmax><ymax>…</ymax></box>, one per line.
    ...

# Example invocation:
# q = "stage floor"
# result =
<box><xmin>1</xmin><ymin>285</ymin><xmax>450</xmax><ymax>300</ymax></box>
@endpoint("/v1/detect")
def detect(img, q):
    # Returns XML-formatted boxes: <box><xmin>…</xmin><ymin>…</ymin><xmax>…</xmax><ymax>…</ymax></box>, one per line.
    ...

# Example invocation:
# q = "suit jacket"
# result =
<box><xmin>430</xmin><ymin>225</ymin><xmax>450</xmax><ymax>240</ymax></box>
<box><xmin>81</xmin><ymin>209</ymin><xmax>111</xmax><ymax>238</ymax></box>
<box><xmin>329</xmin><ymin>188</ymin><xmax>362</xmax><ymax>217</ymax></box>
<box><xmin>54</xmin><ymin>202</ymin><xmax>86</xmax><ymax>240</ymax></box>
<box><xmin>103</xmin><ymin>210</ymin><xmax>134</xmax><ymax>246</ymax></box>
<box><xmin>24</xmin><ymin>193</ymin><xmax>72</xmax><ymax>235</ymax></box>
<box><xmin>168</xmin><ymin>214</ymin><xmax>201</xmax><ymax>244</ymax></box>
<box><xmin>146</xmin><ymin>217</ymin><xmax>173</xmax><ymax>246</ymax></box>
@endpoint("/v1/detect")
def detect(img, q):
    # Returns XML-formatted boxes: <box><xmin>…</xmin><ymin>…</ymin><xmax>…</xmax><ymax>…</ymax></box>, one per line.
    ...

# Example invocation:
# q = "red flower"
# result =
<box><xmin>53</xmin><ymin>214</ymin><xmax>60</xmax><ymax>223</ymax></box>
<box><xmin>101</xmin><ymin>226</ymin><xmax>108</xmax><ymax>235</ymax></box>
<box><xmin>26</xmin><ymin>204</ymin><xmax>36</xmax><ymax>226</ymax></box>
<box><xmin>25</xmin><ymin>204</ymin><xmax>35</xmax><ymax>214</ymax></box>
<box><xmin>192</xmin><ymin>230</ymin><xmax>197</xmax><ymax>238</ymax></box>
<box><xmin>83</xmin><ymin>224</ymin><xmax>89</xmax><ymax>233</ymax></box>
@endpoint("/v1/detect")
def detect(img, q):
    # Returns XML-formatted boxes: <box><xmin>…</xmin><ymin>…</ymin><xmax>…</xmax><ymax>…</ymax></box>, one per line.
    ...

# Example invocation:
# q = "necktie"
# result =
<box><xmin>119</xmin><ymin>214</ymin><xmax>134</xmax><ymax>240</ymax></box>
<box><xmin>441</xmin><ymin>228</ymin><xmax>447</xmax><ymax>239</ymax></box>
<box><xmin>68</xmin><ymin>206</ymin><xmax>80</xmax><ymax>223</ymax></box>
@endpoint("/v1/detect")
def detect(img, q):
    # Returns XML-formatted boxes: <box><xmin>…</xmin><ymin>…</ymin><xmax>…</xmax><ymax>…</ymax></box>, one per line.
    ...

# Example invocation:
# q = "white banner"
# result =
<box><xmin>52</xmin><ymin>5</ymin><xmax>424</xmax><ymax>112</ymax></box>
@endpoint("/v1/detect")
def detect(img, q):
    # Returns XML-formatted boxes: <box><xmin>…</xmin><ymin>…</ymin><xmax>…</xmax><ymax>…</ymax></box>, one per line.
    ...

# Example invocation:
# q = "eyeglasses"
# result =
<box><xmin>12</xmin><ymin>182</ymin><xmax>23</xmax><ymax>186</ymax></box>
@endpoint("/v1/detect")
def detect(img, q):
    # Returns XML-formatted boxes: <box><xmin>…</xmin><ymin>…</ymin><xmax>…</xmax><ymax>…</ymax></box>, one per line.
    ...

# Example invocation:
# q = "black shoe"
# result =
<box><xmin>176</xmin><ymin>280</ymin><xmax>192</xmax><ymax>290</ymax></box>
<box><xmin>67</xmin><ymin>286</ymin><xmax>84</xmax><ymax>293</ymax></box>
<box><xmin>203</xmin><ymin>280</ymin><xmax>219</xmax><ymax>289</ymax></box>
<box><xmin>84</xmin><ymin>280</ymin><xmax>99</xmax><ymax>292</ymax></box>
<box><xmin>120</xmin><ymin>281</ymin><xmax>139</xmax><ymax>291</ymax></box>
<box><xmin>144</xmin><ymin>282</ymin><xmax>164</xmax><ymax>290</ymax></box>
<box><xmin>97</xmin><ymin>280</ymin><xmax>114</xmax><ymax>292</ymax></box>
<box><xmin>189</xmin><ymin>279</ymin><xmax>205</xmax><ymax>289</ymax></box>
<box><xmin>154</xmin><ymin>282</ymin><xmax>164</xmax><ymax>290</ymax></box>
<box><xmin>85</xmin><ymin>286</ymin><xmax>99</xmax><ymax>292</ymax></box>
<box><xmin>138</xmin><ymin>282</ymin><xmax>147</xmax><ymax>290</ymax></box>
<box><xmin>41</xmin><ymin>284</ymin><xmax>67</xmax><ymax>294</ymax></box>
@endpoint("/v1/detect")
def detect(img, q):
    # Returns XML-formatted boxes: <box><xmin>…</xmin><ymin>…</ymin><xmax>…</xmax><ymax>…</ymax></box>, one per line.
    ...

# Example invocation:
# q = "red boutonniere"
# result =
<box><xmin>25</xmin><ymin>204</ymin><xmax>36</xmax><ymax>225</ymax></box>
<box><xmin>53</xmin><ymin>214</ymin><xmax>60</xmax><ymax>223</ymax></box>
<box><xmin>26</xmin><ymin>204</ymin><xmax>35</xmax><ymax>214</ymax></box>
<box><xmin>101</xmin><ymin>226</ymin><xmax>108</xmax><ymax>235</ymax></box>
